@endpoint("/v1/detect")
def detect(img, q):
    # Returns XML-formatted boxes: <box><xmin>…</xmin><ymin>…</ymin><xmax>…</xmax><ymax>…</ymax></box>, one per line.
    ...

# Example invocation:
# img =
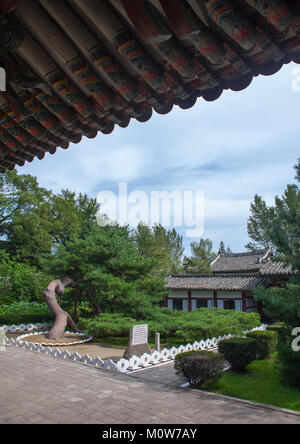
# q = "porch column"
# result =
<box><xmin>242</xmin><ymin>291</ymin><xmax>246</xmax><ymax>312</ymax></box>
<box><xmin>213</xmin><ymin>291</ymin><xmax>218</xmax><ymax>308</ymax></box>
<box><xmin>188</xmin><ymin>290</ymin><xmax>192</xmax><ymax>312</ymax></box>
<box><xmin>164</xmin><ymin>295</ymin><xmax>168</xmax><ymax>308</ymax></box>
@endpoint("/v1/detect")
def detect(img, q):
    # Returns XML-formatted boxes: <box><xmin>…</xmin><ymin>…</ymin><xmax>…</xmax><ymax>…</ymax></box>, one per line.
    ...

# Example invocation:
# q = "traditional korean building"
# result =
<box><xmin>166</xmin><ymin>249</ymin><xmax>293</xmax><ymax>318</ymax></box>
<box><xmin>0</xmin><ymin>0</ymin><xmax>300</xmax><ymax>172</ymax></box>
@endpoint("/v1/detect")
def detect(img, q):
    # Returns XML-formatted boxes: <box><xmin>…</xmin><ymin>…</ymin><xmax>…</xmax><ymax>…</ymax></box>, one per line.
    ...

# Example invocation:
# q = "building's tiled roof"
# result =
<box><xmin>260</xmin><ymin>261</ymin><xmax>294</xmax><ymax>276</ymax></box>
<box><xmin>1</xmin><ymin>0</ymin><xmax>300</xmax><ymax>171</ymax></box>
<box><xmin>211</xmin><ymin>249</ymin><xmax>271</xmax><ymax>273</ymax></box>
<box><xmin>166</xmin><ymin>274</ymin><xmax>271</xmax><ymax>291</ymax></box>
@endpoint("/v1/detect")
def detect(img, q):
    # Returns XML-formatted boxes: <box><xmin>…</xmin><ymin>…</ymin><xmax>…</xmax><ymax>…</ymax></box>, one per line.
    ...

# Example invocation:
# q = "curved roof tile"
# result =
<box><xmin>0</xmin><ymin>0</ymin><xmax>300</xmax><ymax>170</ymax></box>
<box><xmin>166</xmin><ymin>273</ymin><xmax>271</xmax><ymax>291</ymax></box>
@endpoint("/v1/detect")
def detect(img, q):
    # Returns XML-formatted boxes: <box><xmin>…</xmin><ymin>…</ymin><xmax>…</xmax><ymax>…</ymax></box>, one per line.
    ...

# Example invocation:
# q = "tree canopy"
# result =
<box><xmin>249</xmin><ymin>160</ymin><xmax>300</xmax><ymax>387</ymax></box>
<box><xmin>246</xmin><ymin>161</ymin><xmax>300</xmax><ymax>275</ymax></box>
<box><xmin>45</xmin><ymin>224</ymin><xmax>167</xmax><ymax>318</ymax></box>
<box><xmin>134</xmin><ymin>222</ymin><xmax>184</xmax><ymax>275</ymax></box>
<box><xmin>183</xmin><ymin>238</ymin><xmax>217</xmax><ymax>274</ymax></box>
<box><xmin>0</xmin><ymin>171</ymin><xmax>100</xmax><ymax>266</ymax></box>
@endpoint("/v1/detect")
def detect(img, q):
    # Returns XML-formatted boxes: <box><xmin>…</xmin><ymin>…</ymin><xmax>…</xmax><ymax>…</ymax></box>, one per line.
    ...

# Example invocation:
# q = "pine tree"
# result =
<box><xmin>251</xmin><ymin>159</ymin><xmax>300</xmax><ymax>387</ymax></box>
<box><xmin>183</xmin><ymin>239</ymin><xmax>217</xmax><ymax>274</ymax></box>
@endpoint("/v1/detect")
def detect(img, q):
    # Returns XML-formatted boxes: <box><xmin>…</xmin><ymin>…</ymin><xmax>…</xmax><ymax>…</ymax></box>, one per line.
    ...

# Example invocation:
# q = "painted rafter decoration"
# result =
<box><xmin>0</xmin><ymin>0</ymin><xmax>298</xmax><ymax>172</ymax></box>
<box><xmin>120</xmin><ymin>0</ymin><xmax>172</xmax><ymax>43</ymax></box>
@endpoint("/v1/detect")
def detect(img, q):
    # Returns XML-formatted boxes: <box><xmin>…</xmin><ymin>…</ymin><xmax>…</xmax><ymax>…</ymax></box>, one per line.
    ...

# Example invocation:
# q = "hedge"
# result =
<box><xmin>218</xmin><ymin>337</ymin><xmax>257</xmax><ymax>371</ymax></box>
<box><xmin>247</xmin><ymin>330</ymin><xmax>278</xmax><ymax>360</ymax></box>
<box><xmin>174</xmin><ymin>351</ymin><xmax>224</xmax><ymax>387</ymax></box>
<box><xmin>80</xmin><ymin>308</ymin><xmax>261</xmax><ymax>342</ymax></box>
<box><xmin>266</xmin><ymin>323</ymin><xmax>286</xmax><ymax>342</ymax></box>
<box><xmin>0</xmin><ymin>302</ymin><xmax>53</xmax><ymax>325</ymax></box>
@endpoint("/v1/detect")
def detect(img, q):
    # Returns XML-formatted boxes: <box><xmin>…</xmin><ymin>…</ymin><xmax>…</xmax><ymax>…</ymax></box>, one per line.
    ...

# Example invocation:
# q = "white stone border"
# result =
<box><xmin>3</xmin><ymin>321</ymin><xmax>267</xmax><ymax>375</ymax></box>
<box><xmin>3</xmin><ymin>323</ymin><xmax>51</xmax><ymax>333</ymax></box>
<box><xmin>16</xmin><ymin>331</ymin><xmax>93</xmax><ymax>347</ymax></box>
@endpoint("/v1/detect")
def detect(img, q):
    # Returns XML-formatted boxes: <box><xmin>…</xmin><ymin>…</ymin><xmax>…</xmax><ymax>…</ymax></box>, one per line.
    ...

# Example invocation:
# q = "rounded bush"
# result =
<box><xmin>247</xmin><ymin>330</ymin><xmax>278</xmax><ymax>360</ymax></box>
<box><xmin>218</xmin><ymin>337</ymin><xmax>257</xmax><ymax>371</ymax></box>
<box><xmin>174</xmin><ymin>351</ymin><xmax>224</xmax><ymax>387</ymax></box>
<box><xmin>266</xmin><ymin>323</ymin><xmax>286</xmax><ymax>342</ymax></box>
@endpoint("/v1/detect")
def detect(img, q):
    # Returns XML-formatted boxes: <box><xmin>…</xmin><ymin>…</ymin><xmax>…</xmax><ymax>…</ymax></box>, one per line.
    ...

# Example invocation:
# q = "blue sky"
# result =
<box><xmin>17</xmin><ymin>63</ymin><xmax>300</xmax><ymax>255</ymax></box>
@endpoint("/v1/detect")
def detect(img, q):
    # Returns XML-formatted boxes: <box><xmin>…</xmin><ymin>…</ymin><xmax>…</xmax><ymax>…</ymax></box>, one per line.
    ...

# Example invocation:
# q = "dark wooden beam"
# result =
<box><xmin>0</xmin><ymin>0</ymin><xmax>21</xmax><ymax>13</ymax></box>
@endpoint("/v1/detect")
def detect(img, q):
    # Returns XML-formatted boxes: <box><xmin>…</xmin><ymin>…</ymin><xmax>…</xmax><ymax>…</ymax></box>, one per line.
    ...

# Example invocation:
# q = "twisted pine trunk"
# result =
<box><xmin>43</xmin><ymin>278</ymin><xmax>80</xmax><ymax>340</ymax></box>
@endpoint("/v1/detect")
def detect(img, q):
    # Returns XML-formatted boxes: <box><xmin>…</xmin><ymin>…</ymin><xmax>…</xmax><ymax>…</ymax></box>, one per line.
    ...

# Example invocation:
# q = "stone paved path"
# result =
<box><xmin>1</xmin><ymin>347</ymin><xmax>300</xmax><ymax>424</ymax></box>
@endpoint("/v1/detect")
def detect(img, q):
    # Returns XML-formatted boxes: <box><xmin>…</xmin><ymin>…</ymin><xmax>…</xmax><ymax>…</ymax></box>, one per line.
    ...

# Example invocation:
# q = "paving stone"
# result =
<box><xmin>1</xmin><ymin>347</ymin><xmax>300</xmax><ymax>424</ymax></box>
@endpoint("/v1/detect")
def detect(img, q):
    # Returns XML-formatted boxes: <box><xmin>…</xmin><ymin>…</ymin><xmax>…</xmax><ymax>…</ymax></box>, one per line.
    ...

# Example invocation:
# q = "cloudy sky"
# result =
<box><xmin>17</xmin><ymin>63</ymin><xmax>300</xmax><ymax>255</ymax></box>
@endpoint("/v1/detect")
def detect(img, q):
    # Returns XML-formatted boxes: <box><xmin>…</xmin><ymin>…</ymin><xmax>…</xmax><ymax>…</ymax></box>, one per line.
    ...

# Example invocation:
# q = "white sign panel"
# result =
<box><xmin>0</xmin><ymin>327</ymin><xmax>6</xmax><ymax>351</ymax></box>
<box><xmin>131</xmin><ymin>324</ymin><xmax>148</xmax><ymax>346</ymax></box>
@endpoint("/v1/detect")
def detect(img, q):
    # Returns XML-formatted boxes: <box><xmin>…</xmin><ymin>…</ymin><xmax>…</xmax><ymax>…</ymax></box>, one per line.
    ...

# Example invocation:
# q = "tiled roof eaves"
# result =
<box><xmin>259</xmin><ymin>262</ymin><xmax>294</xmax><ymax>276</ymax></box>
<box><xmin>166</xmin><ymin>274</ymin><xmax>271</xmax><ymax>291</ymax></box>
<box><xmin>0</xmin><ymin>1</ymin><xmax>300</xmax><ymax>171</ymax></box>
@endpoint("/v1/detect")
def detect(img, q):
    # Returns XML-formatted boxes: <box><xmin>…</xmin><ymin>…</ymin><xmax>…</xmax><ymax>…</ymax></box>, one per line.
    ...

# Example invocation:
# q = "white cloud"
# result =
<box><xmin>17</xmin><ymin>63</ymin><xmax>299</xmax><ymax>253</ymax></box>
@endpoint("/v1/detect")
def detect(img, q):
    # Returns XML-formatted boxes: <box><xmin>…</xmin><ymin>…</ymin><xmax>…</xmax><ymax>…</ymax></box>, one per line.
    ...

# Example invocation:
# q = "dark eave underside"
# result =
<box><xmin>1</xmin><ymin>0</ymin><xmax>300</xmax><ymax>171</ymax></box>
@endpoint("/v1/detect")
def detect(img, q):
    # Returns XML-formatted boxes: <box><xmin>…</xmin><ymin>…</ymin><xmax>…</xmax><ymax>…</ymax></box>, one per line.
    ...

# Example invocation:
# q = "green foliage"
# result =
<box><xmin>134</xmin><ymin>223</ymin><xmax>184</xmax><ymax>275</ymax></box>
<box><xmin>174</xmin><ymin>351</ymin><xmax>224</xmax><ymax>387</ymax></box>
<box><xmin>169</xmin><ymin>308</ymin><xmax>260</xmax><ymax>343</ymax></box>
<box><xmin>79</xmin><ymin>313</ymin><xmax>176</xmax><ymax>340</ymax></box>
<box><xmin>276</xmin><ymin>327</ymin><xmax>300</xmax><ymax>389</ymax></box>
<box><xmin>266</xmin><ymin>323</ymin><xmax>286</xmax><ymax>341</ymax></box>
<box><xmin>0</xmin><ymin>170</ymin><xmax>100</xmax><ymax>266</ymax></box>
<box><xmin>218</xmin><ymin>337</ymin><xmax>257</xmax><ymax>371</ymax></box>
<box><xmin>0</xmin><ymin>251</ymin><xmax>52</xmax><ymax>305</ymax></box>
<box><xmin>246</xmin><ymin>175</ymin><xmax>300</xmax><ymax>277</ymax></box>
<box><xmin>247</xmin><ymin>162</ymin><xmax>300</xmax><ymax>387</ymax></box>
<box><xmin>205</xmin><ymin>358</ymin><xmax>300</xmax><ymax>412</ymax></box>
<box><xmin>0</xmin><ymin>170</ymin><xmax>52</xmax><ymax>264</ymax></box>
<box><xmin>246</xmin><ymin>330</ymin><xmax>278</xmax><ymax>360</ymax></box>
<box><xmin>218</xmin><ymin>241</ymin><xmax>232</xmax><ymax>255</ymax></box>
<box><xmin>183</xmin><ymin>239</ymin><xmax>217</xmax><ymax>274</ymax></box>
<box><xmin>78</xmin><ymin>314</ymin><xmax>133</xmax><ymax>338</ymax></box>
<box><xmin>255</xmin><ymin>285</ymin><xmax>300</xmax><ymax>329</ymax></box>
<box><xmin>294</xmin><ymin>158</ymin><xmax>300</xmax><ymax>184</ymax></box>
<box><xmin>79</xmin><ymin>308</ymin><xmax>261</xmax><ymax>343</ymax></box>
<box><xmin>0</xmin><ymin>302</ymin><xmax>52</xmax><ymax>325</ymax></box>
<box><xmin>254</xmin><ymin>285</ymin><xmax>300</xmax><ymax>388</ymax></box>
<box><xmin>46</xmin><ymin>224</ymin><xmax>167</xmax><ymax>317</ymax></box>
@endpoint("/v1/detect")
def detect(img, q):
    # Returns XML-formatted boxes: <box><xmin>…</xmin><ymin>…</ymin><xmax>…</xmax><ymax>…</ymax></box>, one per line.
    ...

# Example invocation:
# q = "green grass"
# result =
<box><xmin>203</xmin><ymin>356</ymin><xmax>300</xmax><ymax>412</ymax></box>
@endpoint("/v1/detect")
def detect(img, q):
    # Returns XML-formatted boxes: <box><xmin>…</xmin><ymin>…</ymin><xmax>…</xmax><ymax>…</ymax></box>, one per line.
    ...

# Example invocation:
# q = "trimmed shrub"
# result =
<box><xmin>0</xmin><ymin>302</ymin><xmax>52</xmax><ymax>325</ymax></box>
<box><xmin>218</xmin><ymin>337</ymin><xmax>257</xmax><ymax>371</ymax></box>
<box><xmin>266</xmin><ymin>323</ymin><xmax>286</xmax><ymax>342</ymax></box>
<box><xmin>247</xmin><ymin>330</ymin><xmax>278</xmax><ymax>360</ymax></box>
<box><xmin>174</xmin><ymin>351</ymin><xmax>224</xmax><ymax>387</ymax></box>
<box><xmin>78</xmin><ymin>308</ymin><xmax>261</xmax><ymax>343</ymax></box>
<box><xmin>276</xmin><ymin>327</ymin><xmax>300</xmax><ymax>389</ymax></box>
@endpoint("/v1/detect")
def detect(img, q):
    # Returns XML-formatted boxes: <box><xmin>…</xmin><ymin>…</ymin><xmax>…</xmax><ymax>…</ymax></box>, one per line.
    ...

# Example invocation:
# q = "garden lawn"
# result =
<box><xmin>205</xmin><ymin>357</ymin><xmax>300</xmax><ymax>412</ymax></box>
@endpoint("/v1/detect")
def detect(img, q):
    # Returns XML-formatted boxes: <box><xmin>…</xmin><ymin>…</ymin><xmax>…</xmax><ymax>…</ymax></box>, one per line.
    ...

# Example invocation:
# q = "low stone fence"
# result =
<box><xmin>3</xmin><ymin>323</ymin><xmax>51</xmax><ymax>333</ymax></box>
<box><xmin>3</xmin><ymin>322</ymin><xmax>267</xmax><ymax>374</ymax></box>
